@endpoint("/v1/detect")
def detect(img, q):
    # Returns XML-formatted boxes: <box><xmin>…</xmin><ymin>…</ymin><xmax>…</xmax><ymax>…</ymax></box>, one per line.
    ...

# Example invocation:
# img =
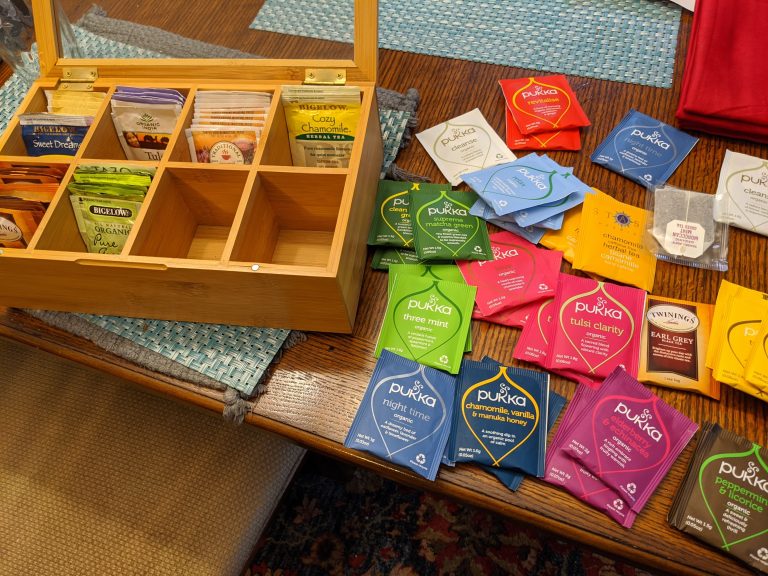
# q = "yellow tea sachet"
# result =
<box><xmin>540</xmin><ymin>187</ymin><xmax>600</xmax><ymax>263</ymax></box>
<box><xmin>573</xmin><ymin>190</ymin><xmax>656</xmax><ymax>292</ymax></box>
<box><xmin>638</xmin><ymin>295</ymin><xmax>719</xmax><ymax>399</ymax></box>
<box><xmin>744</xmin><ymin>317</ymin><xmax>768</xmax><ymax>390</ymax></box>
<box><xmin>712</xmin><ymin>294</ymin><xmax>768</xmax><ymax>388</ymax></box>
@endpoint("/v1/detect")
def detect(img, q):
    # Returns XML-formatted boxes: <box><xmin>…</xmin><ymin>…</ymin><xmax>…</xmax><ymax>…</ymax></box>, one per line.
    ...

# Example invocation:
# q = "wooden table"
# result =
<box><xmin>2</xmin><ymin>4</ymin><xmax>767</xmax><ymax>575</ymax></box>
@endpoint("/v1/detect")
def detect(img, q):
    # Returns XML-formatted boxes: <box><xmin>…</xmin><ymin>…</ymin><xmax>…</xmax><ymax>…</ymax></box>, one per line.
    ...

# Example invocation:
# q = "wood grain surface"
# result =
<box><xmin>1</xmin><ymin>3</ymin><xmax>767</xmax><ymax>575</ymax></box>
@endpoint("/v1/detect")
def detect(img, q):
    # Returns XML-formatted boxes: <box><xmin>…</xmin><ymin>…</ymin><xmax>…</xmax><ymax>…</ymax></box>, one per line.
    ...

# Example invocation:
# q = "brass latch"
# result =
<box><xmin>304</xmin><ymin>68</ymin><xmax>347</xmax><ymax>85</ymax></box>
<box><xmin>59</xmin><ymin>67</ymin><xmax>98</xmax><ymax>91</ymax></box>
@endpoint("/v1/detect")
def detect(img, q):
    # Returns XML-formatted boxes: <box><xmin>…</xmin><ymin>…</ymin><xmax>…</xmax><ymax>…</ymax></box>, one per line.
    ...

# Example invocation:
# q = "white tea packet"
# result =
<box><xmin>714</xmin><ymin>149</ymin><xmax>768</xmax><ymax>236</ymax></box>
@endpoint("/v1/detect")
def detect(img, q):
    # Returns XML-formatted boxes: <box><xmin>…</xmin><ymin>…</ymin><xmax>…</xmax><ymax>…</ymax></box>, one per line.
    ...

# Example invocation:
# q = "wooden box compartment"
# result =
<box><xmin>0</xmin><ymin>0</ymin><xmax>383</xmax><ymax>332</ymax></box>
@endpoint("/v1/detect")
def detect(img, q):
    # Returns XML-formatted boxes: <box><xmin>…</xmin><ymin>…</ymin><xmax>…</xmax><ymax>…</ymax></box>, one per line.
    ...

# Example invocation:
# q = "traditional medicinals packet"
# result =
<box><xmin>450</xmin><ymin>359</ymin><xmax>549</xmax><ymax>476</ymax></box>
<box><xmin>410</xmin><ymin>188</ymin><xmax>493</xmax><ymax>261</ymax></box>
<box><xmin>344</xmin><ymin>350</ymin><xmax>456</xmax><ymax>481</ymax></box>
<box><xmin>714</xmin><ymin>150</ymin><xmax>768</xmax><ymax>237</ymax></box>
<box><xmin>561</xmin><ymin>367</ymin><xmax>699</xmax><ymax>512</ymax></box>
<box><xmin>416</xmin><ymin>108</ymin><xmax>516</xmax><ymax>186</ymax></box>
<box><xmin>368</xmin><ymin>181</ymin><xmax>446</xmax><ymax>248</ymax></box>
<box><xmin>591</xmin><ymin>109</ymin><xmax>698</xmax><ymax>187</ymax></box>
<box><xmin>638</xmin><ymin>295</ymin><xmax>719</xmax><ymax>399</ymax></box>
<box><xmin>573</xmin><ymin>190</ymin><xmax>657</xmax><ymax>292</ymax></box>
<box><xmin>375</xmin><ymin>275</ymin><xmax>476</xmax><ymax>374</ymax></box>
<box><xmin>669</xmin><ymin>423</ymin><xmax>768</xmax><ymax>573</ymax></box>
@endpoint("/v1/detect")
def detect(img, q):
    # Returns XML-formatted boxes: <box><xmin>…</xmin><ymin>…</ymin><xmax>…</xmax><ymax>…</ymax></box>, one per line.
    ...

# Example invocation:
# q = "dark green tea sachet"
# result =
<box><xmin>450</xmin><ymin>359</ymin><xmax>549</xmax><ymax>476</ymax></box>
<box><xmin>372</xmin><ymin>247</ymin><xmax>446</xmax><ymax>270</ymax></box>
<box><xmin>410</xmin><ymin>187</ymin><xmax>493</xmax><ymax>261</ymax></box>
<box><xmin>669</xmin><ymin>423</ymin><xmax>768</xmax><ymax>573</ymax></box>
<box><xmin>368</xmin><ymin>181</ymin><xmax>448</xmax><ymax>248</ymax></box>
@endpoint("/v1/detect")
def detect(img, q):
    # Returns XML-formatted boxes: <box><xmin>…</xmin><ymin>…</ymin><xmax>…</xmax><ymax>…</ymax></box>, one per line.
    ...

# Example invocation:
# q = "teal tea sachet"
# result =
<box><xmin>410</xmin><ymin>187</ymin><xmax>493</xmax><ymax>261</ymax></box>
<box><xmin>450</xmin><ymin>359</ymin><xmax>550</xmax><ymax>476</ymax></box>
<box><xmin>375</xmin><ymin>275</ymin><xmax>476</xmax><ymax>374</ymax></box>
<box><xmin>345</xmin><ymin>350</ymin><xmax>456</xmax><ymax>481</ymax></box>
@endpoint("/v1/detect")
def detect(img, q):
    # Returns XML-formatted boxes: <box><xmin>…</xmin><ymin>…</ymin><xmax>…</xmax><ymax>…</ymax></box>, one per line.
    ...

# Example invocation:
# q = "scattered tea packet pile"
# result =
<box><xmin>281</xmin><ymin>85</ymin><xmax>361</xmax><ymax>168</ymax></box>
<box><xmin>545</xmin><ymin>367</ymin><xmax>698</xmax><ymax>528</ymax></box>
<box><xmin>186</xmin><ymin>90</ymin><xmax>271</xmax><ymax>164</ymax></box>
<box><xmin>669</xmin><ymin>423</ymin><xmax>768</xmax><ymax>573</ymax></box>
<box><xmin>0</xmin><ymin>163</ymin><xmax>65</xmax><ymax>248</ymax></box>
<box><xmin>498</xmin><ymin>75</ymin><xmax>590</xmax><ymax>151</ymax></box>
<box><xmin>462</xmin><ymin>153</ymin><xmax>593</xmax><ymax>245</ymax></box>
<box><xmin>67</xmin><ymin>164</ymin><xmax>155</xmax><ymax>254</ymax></box>
<box><xmin>714</xmin><ymin>150</ymin><xmax>768</xmax><ymax>237</ymax></box>
<box><xmin>110</xmin><ymin>86</ymin><xmax>186</xmax><ymax>161</ymax></box>
<box><xmin>706</xmin><ymin>280</ymin><xmax>768</xmax><ymax>401</ymax></box>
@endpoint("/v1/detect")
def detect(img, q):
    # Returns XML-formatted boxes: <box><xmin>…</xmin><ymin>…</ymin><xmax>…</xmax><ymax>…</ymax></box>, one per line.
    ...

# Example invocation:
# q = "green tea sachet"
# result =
<box><xmin>70</xmin><ymin>195</ymin><xmax>142</xmax><ymax>254</ymax></box>
<box><xmin>410</xmin><ymin>187</ymin><xmax>493</xmax><ymax>261</ymax></box>
<box><xmin>375</xmin><ymin>275</ymin><xmax>476</xmax><ymax>374</ymax></box>
<box><xmin>368</xmin><ymin>181</ymin><xmax>447</xmax><ymax>248</ymax></box>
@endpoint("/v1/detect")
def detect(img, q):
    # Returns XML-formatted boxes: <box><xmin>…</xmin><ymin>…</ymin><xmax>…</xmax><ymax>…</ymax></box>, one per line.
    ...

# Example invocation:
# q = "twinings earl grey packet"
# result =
<box><xmin>669</xmin><ymin>423</ymin><xmax>768</xmax><ymax>574</ymax></box>
<box><xmin>450</xmin><ymin>359</ymin><xmax>549</xmax><ymax>476</ymax></box>
<box><xmin>368</xmin><ymin>181</ymin><xmax>447</xmax><ymax>248</ymax></box>
<box><xmin>410</xmin><ymin>187</ymin><xmax>493</xmax><ymax>261</ymax></box>
<box><xmin>345</xmin><ymin>350</ymin><xmax>456</xmax><ymax>481</ymax></box>
<box><xmin>416</xmin><ymin>108</ymin><xmax>516</xmax><ymax>186</ymax></box>
<box><xmin>714</xmin><ymin>150</ymin><xmax>768</xmax><ymax>237</ymax></box>
<box><xmin>639</xmin><ymin>295</ymin><xmax>719</xmax><ymax>399</ymax></box>
<box><xmin>591</xmin><ymin>109</ymin><xmax>698</xmax><ymax>188</ymax></box>
<box><xmin>375</xmin><ymin>275</ymin><xmax>476</xmax><ymax>374</ymax></box>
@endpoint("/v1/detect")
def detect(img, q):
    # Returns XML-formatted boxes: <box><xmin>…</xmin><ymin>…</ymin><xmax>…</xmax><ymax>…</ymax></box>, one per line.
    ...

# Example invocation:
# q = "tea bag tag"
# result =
<box><xmin>663</xmin><ymin>219</ymin><xmax>706</xmax><ymax>257</ymax></box>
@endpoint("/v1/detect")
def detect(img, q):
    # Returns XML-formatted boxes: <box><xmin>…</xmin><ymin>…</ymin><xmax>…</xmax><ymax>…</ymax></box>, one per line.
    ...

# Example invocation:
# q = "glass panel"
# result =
<box><xmin>57</xmin><ymin>0</ymin><xmax>355</xmax><ymax>61</ymax></box>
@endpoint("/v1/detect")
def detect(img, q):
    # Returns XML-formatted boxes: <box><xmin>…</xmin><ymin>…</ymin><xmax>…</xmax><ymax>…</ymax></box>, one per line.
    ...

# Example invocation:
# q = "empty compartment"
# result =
<box><xmin>230</xmin><ymin>169</ymin><xmax>345</xmax><ymax>267</ymax></box>
<box><xmin>130</xmin><ymin>166</ymin><xmax>247</xmax><ymax>260</ymax></box>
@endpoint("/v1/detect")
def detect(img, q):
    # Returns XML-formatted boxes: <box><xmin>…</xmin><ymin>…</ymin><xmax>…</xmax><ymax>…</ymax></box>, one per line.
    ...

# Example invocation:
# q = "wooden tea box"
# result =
<box><xmin>0</xmin><ymin>0</ymin><xmax>383</xmax><ymax>332</ymax></box>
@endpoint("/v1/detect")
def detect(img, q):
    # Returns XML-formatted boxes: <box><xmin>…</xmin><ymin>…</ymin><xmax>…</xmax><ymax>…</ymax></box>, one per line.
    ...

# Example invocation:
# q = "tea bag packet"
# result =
<box><xmin>512</xmin><ymin>187</ymin><xmax>590</xmax><ymax>229</ymax></box>
<box><xmin>67</xmin><ymin>164</ymin><xmax>153</xmax><ymax>202</ymax></box>
<box><xmin>546</xmin><ymin>274</ymin><xmax>646</xmax><ymax>379</ymax></box>
<box><xmin>591</xmin><ymin>109</ymin><xmax>698</xmax><ymax>187</ymax></box>
<box><xmin>410</xmin><ymin>188</ymin><xmax>493</xmax><ymax>261</ymax></box>
<box><xmin>573</xmin><ymin>190</ymin><xmax>657</xmax><ymax>292</ymax></box>
<box><xmin>19</xmin><ymin>114</ymin><xmax>91</xmax><ymax>157</ymax></box>
<box><xmin>0</xmin><ymin>203</ymin><xmax>45</xmax><ymax>248</ymax></box>
<box><xmin>45</xmin><ymin>89</ymin><xmax>106</xmax><ymax>116</ymax></box>
<box><xmin>744</xmin><ymin>318</ymin><xmax>768</xmax><ymax>390</ymax></box>
<box><xmin>469</xmin><ymin>197</ymin><xmax>550</xmax><ymax>244</ymax></box>
<box><xmin>416</xmin><ymin>108</ymin><xmax>516</xmax><ymax>186</ymax></box>
<box><xmin>70</xmin><ymin>195</ymin><xmax>142</xmax><ymax>254</ymax></box>
<box><xmin>645</xmin><ymin>185</ymin><xmax>729</xmax><ymax>271</ymax></box>
<box><xmin>669</xmin><ymin>423</ymin><xmax>768</xmax><ymax>573</ymax></box>
<box><xmin>450</xmin><ymin>359</ymin><xmax>549</xmax><ymax>476</ymax></box>
<box><xmin>368</xmin><ymin>181</ymin><xmax>445</xmax><ymax>248</ymax></box>
<box><xmin>457</xmin><ymin>231</ymin><xmax>561</xmax><ymax>316</ymax></box>
<box><xmin>498</xmin><ymin>75</ymin><xmax>591</xmax><ymax>135</ymax></box>
<box><xmin>344</xmin><ymin>350</ymin><xmax>456</xmax><ymax>481</ymax></box>
<box><xmin>472</xmin><ymin>299</ymin><xmax>538</xmax><ymax>328</ymax></box>
<box><xmin>503</xmin><ymin>105</ymin><xmax>581</xmax><ymax>151</ymax></box>
<box><xmin>712</xmin><ymin>294</ymin><xmax>768</xmax><ymax>388</ymax></box>
<box><xmin>639</xmin><ymin>295</ymin><xmax>719</xmax><ymax>399</ymax></box>
<box><xmin>561</xmin><ymin>367</ymin><xmax>698</xmax><ymax>512</ymax></box>
<box><xmin>375</xmin><ymin>275</ymin><xmax>476</xmax><ymax>374</ymax></box>
<box><xmin>371</xmin><ymin>247</ymin><xmax>432</xmax><ymax>270</ymax></box>
<box><xmin>280</xmin><ymin>85</ymin><xmax>361</xmax><ymax>168</ymax></box>
<box><xmin>714</xmin><ymin>150</ymin><xmax>768</xmax><ymax>237</ymax></box>
<box><xmin>186</xmin><ymin>129</ymin><xmax>260</xmax><ymax>164</ymax></box>
<box><xmin>539</xmin><ymin>200</ymin><xmax>587</xmax><ymax>264</ymax></box>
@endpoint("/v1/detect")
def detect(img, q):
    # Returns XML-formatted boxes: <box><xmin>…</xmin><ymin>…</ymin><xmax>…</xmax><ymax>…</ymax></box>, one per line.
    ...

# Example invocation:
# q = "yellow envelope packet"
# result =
<box><xmin>744</xmin><ymin>317</ymin><xmax>768</xmax><ymax>390</ymax></box>
<box><xmin>712</xmin><ymin>295</ymin><xmax>768</xmax><ymax>386</ymax></box>
<box><xmin>572</xmin><ymin>190</ymin><xmax>656</xmax><ymax>292</ymax></box>
<box><xmin>539</xmin><ymin>188</ymin><xmax>603</xmax><ymax>264</ymax></box>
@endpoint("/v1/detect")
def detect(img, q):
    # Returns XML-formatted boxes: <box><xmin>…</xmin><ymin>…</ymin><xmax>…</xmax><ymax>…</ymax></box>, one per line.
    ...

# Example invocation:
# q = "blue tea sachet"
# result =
<box><xmin>591</xmin><ymin>109</ymin><xmax>698</xmax><ymax>188</ymax></box>
<box><xmin>450</xmin><ymin>359</ymin><xmax>550</xmax><ymax>476</ymax></box>
<box><xmin>345</xmin><ymin>350</ymin><xmax>456</xmax><ymax>481</ymax></box>
<box><xmin>511</xmin><ymin>187</ymin><xmax>590</xmax><ymax>228</ymax></box>
<box><xmin>488</xmin><ymin>217</ymin><xmax>548</xmax><ymax>244</ymax></box>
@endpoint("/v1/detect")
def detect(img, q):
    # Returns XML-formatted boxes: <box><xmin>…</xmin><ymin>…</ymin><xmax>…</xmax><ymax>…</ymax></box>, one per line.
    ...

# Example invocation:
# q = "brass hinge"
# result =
<box><xmin>304</xmin><ymin>68</ymin><xmax>346</xmax><ymax>85</ymax></box>
<box><xmin>59</xmin><ymin>67</ymin><xmax>98</xmax><ymax>91</ymax></box>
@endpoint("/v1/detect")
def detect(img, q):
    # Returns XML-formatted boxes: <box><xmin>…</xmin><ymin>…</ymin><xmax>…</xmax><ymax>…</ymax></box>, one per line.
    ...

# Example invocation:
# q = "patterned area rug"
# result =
<box><xmin>245</xmin><ymin>454</ymin><xmax>659</xmax><ymax>576</ymax></box>
<box><xmin>250</xmin><ymin>0</ymin><xmax>682</xmax><ymax>88</ymax></box>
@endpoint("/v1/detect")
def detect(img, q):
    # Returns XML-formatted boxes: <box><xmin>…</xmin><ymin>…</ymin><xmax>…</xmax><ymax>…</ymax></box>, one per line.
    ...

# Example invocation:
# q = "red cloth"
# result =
<box><xmin>675</xmin><ymin>0</ymin><xmax>768</xmax><ymax>143</ymax></box>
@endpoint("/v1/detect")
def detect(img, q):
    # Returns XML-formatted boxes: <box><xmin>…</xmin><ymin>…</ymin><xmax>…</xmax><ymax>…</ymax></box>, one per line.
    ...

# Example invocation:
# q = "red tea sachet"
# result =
<box><xmin>499</xmin><ymin>75</ymin><xmax>591</xmax><ymax>136</ymax></box>
<box><xmin>503</xmin><ymin>104</ymin><xmax>582</xmax><ymax>151</ymax></box>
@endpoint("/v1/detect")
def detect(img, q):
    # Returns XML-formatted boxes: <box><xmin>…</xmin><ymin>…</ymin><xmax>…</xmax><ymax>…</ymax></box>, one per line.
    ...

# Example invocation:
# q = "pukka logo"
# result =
<box><xmin>574</xmin><ymin>296</ymin><xmax>624</xmax><ymax>320</ymax></box>
<box><xmin>427</xmin><ymin>200</ymin><xmax>468</xmax><ymax>217</ymax></box>
<box><xmin>745</xmin><ymin>326</ymin><xmax>759</xmax><ymax>338</ymax></box>
<box><xmin>630</xmin><ymin>129</ymin><xmax>670</xmax><ymax>150</ymax></box>
<box><xmin>479</xmin><ymin>245</ymin><xmax>520</xmax><ymax>267</ymax></box>
<box><xmin>516</xmin><ymin>167</ymin><xmax>548</xmax><ymax>190</ymax></box>
<box><xmin>476</xmin><ymin>381</ymin><xmax>527</xmax><ymax>406</ymax></box>
<box><xmin>388</xmin><ymin>380</ymin><xmax>437</xmax><ymax>408</ymax></box>
<box><xmin>740</xmin><ymin>170</ymin><xmax>768</xmax><ymax>188</ymax></box>
<box><xmin>407</xmin><ymin>294</ymin><xmax>453</xmax><ymax>315</ymax></box>
<box><xmin>391</xmin><ymin>197</ymin><xmax>409</xmax><ymax>206</ymax></box>
<box><xmin>718</xmin><ymin>460</ymin><xmax>768</xmax><ymax>494</ymax></box>
<box><xmin>521</xmin><ymin>86</ymin><xmax>557</xmax><ymax>98</ymax></box>
<box><xmin>440</xmin><ymin>127</ymin><xmax>476</xmax><ymax>146</ymax></box>
<box><xmin>614</xmin><ymin>404</ymin><xmax>663</xmax><ymax>442</ymax></box>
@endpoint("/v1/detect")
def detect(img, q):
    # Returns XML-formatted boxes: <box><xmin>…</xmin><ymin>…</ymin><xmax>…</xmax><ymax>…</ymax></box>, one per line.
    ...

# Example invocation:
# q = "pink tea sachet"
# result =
<box><xmin>560</xmin><ymin>367</ymin><xmax>699</xmax><ymax>512</ymax></box>
<box><xmin>545</xmin><ymin>273</ymin><xmax>645</xmax><ymax>379</ymax></box>
<box><xmin>472</xmin><ymin>299</ymin><xmax>539</xmax><ymax>328</ymax></box>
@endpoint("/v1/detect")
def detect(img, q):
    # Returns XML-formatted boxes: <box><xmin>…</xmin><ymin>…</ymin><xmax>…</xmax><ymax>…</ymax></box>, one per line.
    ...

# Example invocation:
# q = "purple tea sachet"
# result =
<box><xmin>561</xmin><ymin>367</ymin><xmax>699</xmax><ymax>512</ymax></box>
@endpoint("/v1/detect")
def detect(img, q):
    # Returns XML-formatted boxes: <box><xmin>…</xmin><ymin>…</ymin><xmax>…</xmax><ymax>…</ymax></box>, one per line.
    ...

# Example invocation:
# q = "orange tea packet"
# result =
<box><xmin>499</xmin><ymin>75</ymin><xmax>590</xmax><ymax>135</ymax></box>
<box><xmin>539</xmin><ymin>188</ymin><xmax>603</xmax><ymax>263</ymax></box>
<box><xmin>573</xmin><ymin>190</ymin><xmax>657</xmax><ymax>292</ymax></box>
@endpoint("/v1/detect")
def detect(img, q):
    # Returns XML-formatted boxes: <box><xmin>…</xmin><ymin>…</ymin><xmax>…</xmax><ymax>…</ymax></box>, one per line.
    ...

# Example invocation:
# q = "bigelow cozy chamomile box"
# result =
<box><xmin>0</xmin><ymin>0</ymin><xmax>383</xmax><ymax>332</ymax></box>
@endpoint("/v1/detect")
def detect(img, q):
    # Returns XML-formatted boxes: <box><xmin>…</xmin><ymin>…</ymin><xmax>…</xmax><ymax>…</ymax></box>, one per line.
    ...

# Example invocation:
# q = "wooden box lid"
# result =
<box><xmin>32</xmin><ymin>0</ymin><xmax>379</xmax><ymax>84</ymax></box>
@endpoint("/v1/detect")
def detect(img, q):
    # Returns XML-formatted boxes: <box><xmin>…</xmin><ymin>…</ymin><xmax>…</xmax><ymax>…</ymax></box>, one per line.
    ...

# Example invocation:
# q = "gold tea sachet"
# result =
<box><xmin>744</xmin><ymin>317</ymin><xmax>768</xmax><ymax>390</ymax></box>
<box><xmin>638</xmin><ymin>295</ymin><xmax>718</xmax><ymax>399</ymax></box>
<box><xmin>540</xmin><ymin>187</ymin><xmax>601</xmax><ymax>263</ymax></box>
<box><xmin>712</xmin><ymin>294</ymin><xmax>768</xmax><ymax>388</ymax></box>
<box><xmin>573</xmin><ymin>190</ymin><xmax>656</xmax><ymax>292</ymax></box>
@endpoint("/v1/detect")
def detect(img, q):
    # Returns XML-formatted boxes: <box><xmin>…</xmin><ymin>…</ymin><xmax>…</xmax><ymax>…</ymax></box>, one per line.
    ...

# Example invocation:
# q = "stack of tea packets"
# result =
<box><xmin>706</xmin><ymin>280</ymin><xmax>768</xmax><ymax>402</ymax></box>
<box><xmin>186</xmin><ymin>90</ymin><xmax>271</xmax><ymax>165</ymax></box>
<box><xmin>462</xmin><ymin>153</ymin><xmax>593</xmax><ymax>245</ymax></box>
<box><xmin>544</xmin><ymin>366</ymin><xmax>698</xmax><ymax>528</ymax></box>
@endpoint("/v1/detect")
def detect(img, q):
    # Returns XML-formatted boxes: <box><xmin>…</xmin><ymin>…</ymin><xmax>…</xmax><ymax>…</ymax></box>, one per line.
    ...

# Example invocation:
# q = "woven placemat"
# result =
<box><xmin>250</xmin><ymin>0</ymin><xmax>682</xmax><ymax>88</ymax></box>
